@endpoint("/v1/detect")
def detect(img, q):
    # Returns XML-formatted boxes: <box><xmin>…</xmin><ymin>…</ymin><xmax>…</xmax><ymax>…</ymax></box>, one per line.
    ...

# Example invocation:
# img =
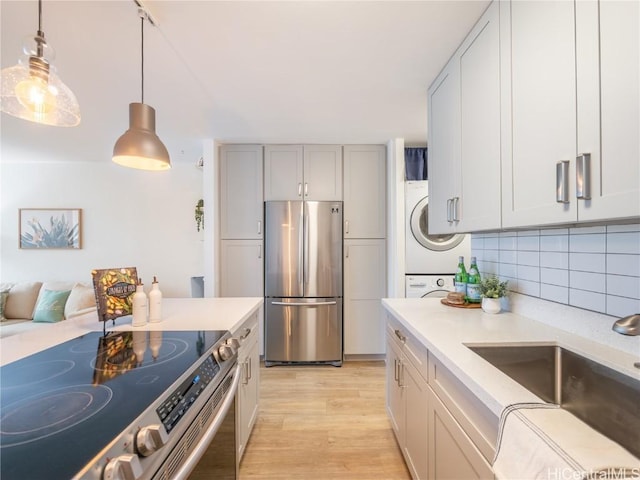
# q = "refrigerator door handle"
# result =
<box><xmin>270</xmin><ymin>301</ymin><xmax>338</xmax><ymax>306</ymax></box>
<box><xmin>304</xmin><ymin>203</ymin><xmax>310</xmax><ymax>286</ymax></box>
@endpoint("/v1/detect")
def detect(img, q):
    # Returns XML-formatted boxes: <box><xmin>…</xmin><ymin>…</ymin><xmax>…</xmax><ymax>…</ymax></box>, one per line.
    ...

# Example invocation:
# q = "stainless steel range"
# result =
<box><xmin>0</xmin><ymin>329</ymin><xmax>240</xmax><ymax>480</ymax></box>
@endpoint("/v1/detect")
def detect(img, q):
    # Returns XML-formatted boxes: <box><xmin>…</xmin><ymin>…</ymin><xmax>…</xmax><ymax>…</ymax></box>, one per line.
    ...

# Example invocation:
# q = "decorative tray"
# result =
<box><xmin>440</xmin><ymin>298</ymin><xmax>482</xmax><ymax>309</ymax></box>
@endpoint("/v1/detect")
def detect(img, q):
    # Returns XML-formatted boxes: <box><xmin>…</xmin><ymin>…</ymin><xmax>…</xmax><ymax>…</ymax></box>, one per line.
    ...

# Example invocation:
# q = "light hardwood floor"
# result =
<box><xmin>239</xmin><ymin>361</ymin><xmax>411</xmax><ymax>480</ymax></box>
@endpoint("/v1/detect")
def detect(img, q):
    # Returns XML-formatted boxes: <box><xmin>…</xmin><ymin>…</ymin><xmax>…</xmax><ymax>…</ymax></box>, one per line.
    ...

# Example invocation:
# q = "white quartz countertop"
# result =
<box><xmin>382</xmin><ymin>298</ymin><xmax>640</xmax><ymax>418</ymax></box>
<box><xmin>0</xmin><ymin>297</ymin><xmax>263</xmax><ymax>367</ymax></box>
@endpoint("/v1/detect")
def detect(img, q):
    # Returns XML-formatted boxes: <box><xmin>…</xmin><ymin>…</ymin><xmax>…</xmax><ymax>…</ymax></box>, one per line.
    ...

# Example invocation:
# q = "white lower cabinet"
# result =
<box><xmin>386</xmin><ymin>324</ymin><xmax>428</xmax><ymax>480</ymax></box>
<box><xmin>344</xmin><ymin>239</ymin><xmax>386</xmax><ymax>355</ymax></box>
<box><xmin>220</xmin><ymin>240</ymin><xmax>263</xmax><ymax>297</ymax></box>
<box><xmin>428</xmin><ymin>388</ymin><xmax>493</xmax><ymax>480</ymax></box>
<box><xmin>236</xmin><ymin>314</ymin><xmax>260</xmax><ymax>462</ymax></box>
<box><xmin>386</xmin><ymin>313</ymin><xmax>495</xmax><ymax>480</ymax></box>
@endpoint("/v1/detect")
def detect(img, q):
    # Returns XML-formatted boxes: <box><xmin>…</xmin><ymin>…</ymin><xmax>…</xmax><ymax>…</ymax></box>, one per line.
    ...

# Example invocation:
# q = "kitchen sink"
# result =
<box><xmin>467</xmin><ymin>344</ymin><xmax>640</xmax><ymax>458</ymax></box>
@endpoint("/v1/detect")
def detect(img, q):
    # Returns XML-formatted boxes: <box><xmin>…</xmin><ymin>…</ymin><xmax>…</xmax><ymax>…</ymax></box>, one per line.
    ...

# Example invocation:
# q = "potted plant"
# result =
<box><xmin>479</xmin><ymin>275</ymin><xmax>509</xmax><ymax>314</ymax></box>
<box><xmin>195</xmin><ymin>199</ymin><xmax>204</xmax><ymax>232</ymax></box>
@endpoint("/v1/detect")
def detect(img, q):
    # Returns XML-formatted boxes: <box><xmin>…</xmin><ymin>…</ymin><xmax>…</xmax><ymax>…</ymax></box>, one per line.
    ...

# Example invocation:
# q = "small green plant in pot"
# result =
<box><xmin>479</xmin><ymin>275</ymin><xmax>508</xmax><ymax>313</ymax></box>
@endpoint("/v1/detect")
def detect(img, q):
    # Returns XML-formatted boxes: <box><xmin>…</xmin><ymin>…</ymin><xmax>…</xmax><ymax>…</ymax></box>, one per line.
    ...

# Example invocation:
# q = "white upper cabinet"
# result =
<box><xmin>343</xmin><ymin>145</ymin><xmax>386</xmax><ymax>239</ymax></box>
<box><xmin>428</xmin><ymin>1</ymin><xmax>501</xmax><ymax>234</ymax></box>
<box><xmin>501</xmin><ymin>0</ymin><xmax>578</xmax><ymax>228</ymax></box>
<box><xmin>220</xmin><ymin>240</ymin><xmax>263</xmax><ymax>297</ymax></box>
<box><xmin>427</xmin><ymin>59</ymin><xmax>460</xmax><ymax>234</ymax></box>
<box><xmin>303</xmin><ymin>145</ymin><xmax>343</xmax><ymax>201</ymax></box>
<box><xmin>220</xmin><ymin>145</ymin><xmax>264</xmax><ymax>239</ymax></box>
<box><xmin>263</xmin><ymin>145</ymin><xmax>303</xmax><ymax>201</ymax></box>
<box><xmin>264</xmin><ymin>145</ymin><xmax>342</xmax><ymax>201</ymax></box>
<box><xmin>501</xmin><ymin>0</ymin><xmax>639</xmax><ymax>227</ymax></box>
<box><xmin>575</xmin><ymin>0</ymin><xmax>639</xmax><ymax>221</ymax></box>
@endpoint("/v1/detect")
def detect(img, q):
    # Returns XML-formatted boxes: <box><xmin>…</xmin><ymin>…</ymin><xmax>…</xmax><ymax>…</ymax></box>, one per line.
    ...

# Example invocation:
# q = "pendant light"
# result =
<box><xmin>112</xmin><ymin>7</ymin><xmax>170</xmax><ymax>171</ymax></box>
<box><xmin>0</xmin><ymin>0</ymin><xmax>81</xmax><ymax>127</ymax></box>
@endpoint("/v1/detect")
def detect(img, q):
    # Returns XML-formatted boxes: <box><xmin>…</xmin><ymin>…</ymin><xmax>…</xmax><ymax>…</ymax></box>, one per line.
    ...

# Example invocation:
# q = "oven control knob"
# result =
<box><xmin>226</xmin><ymin>338</ymin><xmax>240</xmax><ymax>350</ymax></box>
<box><xmin>436</xmin><ymin>278</ymin><xmax>445</xmax><ymax>287</ymax></box>
<box><xmin>102</xmin><ymin>453</ymin><xmax>143</xmax><ymax>480</ymax></box>
<box><xmin>218</xmin><ymin>344</ymin><xmax>235</xmax><ymax>361</ymax></box>
<box><xmin>136</xmin><ymin>424</ymin><xmax>169</xmax><ymax>457</ymax></box>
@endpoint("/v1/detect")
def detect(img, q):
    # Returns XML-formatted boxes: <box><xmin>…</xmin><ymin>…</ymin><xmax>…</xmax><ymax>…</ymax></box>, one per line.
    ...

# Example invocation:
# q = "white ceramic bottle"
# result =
<box><xmin>149</xmin><ymin>276</ymin><xmax>162</xmax><ymax>323</ymax></box>
<box><xmin>132</xmin><ymin>278</ymin><xmax>148</xmax><ymax>327</ymax></box>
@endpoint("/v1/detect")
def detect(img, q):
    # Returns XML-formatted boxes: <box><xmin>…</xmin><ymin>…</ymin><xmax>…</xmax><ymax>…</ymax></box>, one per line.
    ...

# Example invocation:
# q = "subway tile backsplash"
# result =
<box><xmin>471</xmin><ymin>223</ymin><xmax>640</xmax><ymax>317</ymax></box>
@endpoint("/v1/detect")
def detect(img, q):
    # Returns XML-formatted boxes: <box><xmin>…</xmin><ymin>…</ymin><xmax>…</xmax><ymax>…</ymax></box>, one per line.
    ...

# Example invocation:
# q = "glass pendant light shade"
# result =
<box><xmin>1</xmin><ymin>33</ymin><xmax>80</xmax><ymax>127</ymax></box>
<box><xmin>112</xmin><ymin>103</ymin><xmax>171</xmax><ymax>171</ymax></box>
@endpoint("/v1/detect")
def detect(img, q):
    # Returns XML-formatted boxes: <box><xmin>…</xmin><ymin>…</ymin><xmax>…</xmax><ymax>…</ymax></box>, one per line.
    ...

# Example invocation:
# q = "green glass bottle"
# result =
<box><xmin>466</xmin><ymin>256</ymin><xmax>482</xmax><ymax>303</ymax></box>
<box><xmin>454</xmin><ymin>256</ymin><xmax>468</xmax><ymax>295</ymax></box>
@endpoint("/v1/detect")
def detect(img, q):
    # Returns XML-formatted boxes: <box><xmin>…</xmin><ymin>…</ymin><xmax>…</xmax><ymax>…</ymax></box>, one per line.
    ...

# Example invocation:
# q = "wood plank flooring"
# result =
<box><xmin>239</xmin><ymin>361</ymin><xmax>411</xmax><ymax>480</ymax></box>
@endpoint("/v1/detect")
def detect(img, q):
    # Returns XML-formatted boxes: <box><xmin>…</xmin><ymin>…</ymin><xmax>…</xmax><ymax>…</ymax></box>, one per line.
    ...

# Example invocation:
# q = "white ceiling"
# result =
<box><xmin>0</xmin><ymin>0</ymin><xmax>489</xmax><ymax>165</ymax></box>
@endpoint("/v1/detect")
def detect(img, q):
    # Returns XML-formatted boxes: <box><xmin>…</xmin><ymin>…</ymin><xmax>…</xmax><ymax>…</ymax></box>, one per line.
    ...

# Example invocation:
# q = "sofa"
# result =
<box><xmin>0</xmin><ymin>281</ymin><xmax>97</xmax><ymax>339</ymax></box>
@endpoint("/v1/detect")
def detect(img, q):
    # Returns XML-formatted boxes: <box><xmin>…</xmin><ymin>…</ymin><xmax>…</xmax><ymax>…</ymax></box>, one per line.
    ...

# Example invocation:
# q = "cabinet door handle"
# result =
<box><xmin>453</xmin><ymin>197</ymin><xmax>460</xmax><ymax>222</ymax></box>
<box><xmin>304</xmin><ymin>182</ymin><xmax>309</xmax><ymax>196</ymax></box>
<box><xmin>394</xmin><ymin>329</ymin><xmax>406</xmax><ymax>343</ymax></box>
<box><xmin>394</xmin><ymin>358</ymin><xmax>399</xmax><ymax>382</ymax></box>
<box><xmin>576</xmin><ymin>153</ymin><xmax>591</xmax><ymax>200</ymax></box>
<box><xmin>345</xmin><ymin>220</ymin><xmax>349</xmax><ymax>235</ymax></box>
<box><xmin>446</xmin><ymin>198</ymin><xmax>453</xmax><ymax>223</ymax></box>
<box><xmin>241</xmin><ymin>361</ymin><xmax>248</xmax><ymax>385</ymax></box>
<box><xmin>258</xmin><ymin>245</ymin><xmax>262</xmax><ymax>259</ymax></box>
<box><xmin>248</xmin><ymin>357</ymin><xmax>252</xmax><ymax>381</ymax></box>
<box><xmin>257</xmin><ymin>220</ymin><xmax>262</xmax><ymax>235</ymax></box>
<box><xmin>297</xmin><ymin>183</ymin><xmax>302</xmax><ymax>196</ymax></box>
<box><xmin>556</xmin><ymin>160</ymin><xmax>570</xmax><ymax>203</ymax></box>
<box><xmin>398</xmin><ymin>361</ymin><xmax>406</xmax><ymax>388</ymax></box>
<box><xmin>345</xmin><ymin>246</ymin><xmax>349</xmax><ymax>258</ymax></box>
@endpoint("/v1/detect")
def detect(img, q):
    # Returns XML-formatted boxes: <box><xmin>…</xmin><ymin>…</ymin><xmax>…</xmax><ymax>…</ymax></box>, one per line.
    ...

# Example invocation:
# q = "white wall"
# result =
<box><xmin>0</xmin><ymin>161</ymin><xmax>204</xmax><ymax>297</ymax></box>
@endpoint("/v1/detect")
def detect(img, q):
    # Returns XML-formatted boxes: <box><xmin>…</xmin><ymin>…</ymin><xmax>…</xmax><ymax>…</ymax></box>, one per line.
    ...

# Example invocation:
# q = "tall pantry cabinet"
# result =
<box><xmin>219</xmin><ymin>145</ymin><xmax>264</xmax><ymax>298</ymax></box>
<box><xmin>343</xmin><ymin>145</ymin><xmax>387</xmax><ymax>355</ymax></box>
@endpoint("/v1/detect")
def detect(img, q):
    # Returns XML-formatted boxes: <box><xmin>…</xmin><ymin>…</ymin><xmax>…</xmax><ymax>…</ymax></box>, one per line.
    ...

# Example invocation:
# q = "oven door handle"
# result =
<box><xmin>171</xmin><ymin>364</ymin><xmax>241</xmax><ymax>480</ymax></box>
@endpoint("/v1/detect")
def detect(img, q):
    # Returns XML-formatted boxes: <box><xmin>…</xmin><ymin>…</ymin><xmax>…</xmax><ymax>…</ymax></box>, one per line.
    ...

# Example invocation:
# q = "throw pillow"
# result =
<box><xmin>64</xmin><ymin>283</ymin><xmax>97</xmax><ymax>319</ymax></box>
<box><xmin>33</xmin><ymin>289</ymin><xmax>72</xmax><ymax>323</ymax></box>
<box><xmin>4</xmin><ymin>282</ymin><xmax>42</xmax><ymax>319</ymax></box>
<box><xmin>0</xmin><ymin>289</ymin><xmax>9</xmax><ymax>322</ymax></box>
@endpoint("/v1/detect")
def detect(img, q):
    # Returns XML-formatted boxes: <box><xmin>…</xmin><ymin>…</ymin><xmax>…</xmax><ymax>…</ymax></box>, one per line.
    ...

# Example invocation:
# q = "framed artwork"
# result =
<box><xmin>19</xmin><ymin>208</ymin><xmax>82</xmax><ymax>249</ymax></box>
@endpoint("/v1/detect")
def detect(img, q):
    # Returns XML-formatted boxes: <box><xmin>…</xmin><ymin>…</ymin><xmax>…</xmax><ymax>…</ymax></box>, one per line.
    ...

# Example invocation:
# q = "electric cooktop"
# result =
<box><xmin>0</xmin><ymin>329</ymin><xmax>227</xmax><ymax>480</ymax></box>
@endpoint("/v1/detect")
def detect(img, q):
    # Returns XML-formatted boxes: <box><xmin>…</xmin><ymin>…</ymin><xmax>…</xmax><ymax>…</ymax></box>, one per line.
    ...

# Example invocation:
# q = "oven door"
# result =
<box><xmin>153</xmin><ymin>364</ymin><xmax>241</xmax><ymax>480</ymax></box>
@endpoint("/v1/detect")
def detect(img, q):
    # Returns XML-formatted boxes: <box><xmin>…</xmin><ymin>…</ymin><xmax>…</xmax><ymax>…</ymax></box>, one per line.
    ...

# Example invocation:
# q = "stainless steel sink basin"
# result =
<box><xmin>468</xmin><ymin>344</ymin><xmax>640</xmax><ymax>458</ymax></box>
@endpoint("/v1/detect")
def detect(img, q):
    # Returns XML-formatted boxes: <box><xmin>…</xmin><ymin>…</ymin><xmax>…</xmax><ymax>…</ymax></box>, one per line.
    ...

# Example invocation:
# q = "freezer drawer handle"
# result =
<box><xmin>271</xmin><ymin>301</ymin><xmax>337</xmax><ymax>307</ymax></box>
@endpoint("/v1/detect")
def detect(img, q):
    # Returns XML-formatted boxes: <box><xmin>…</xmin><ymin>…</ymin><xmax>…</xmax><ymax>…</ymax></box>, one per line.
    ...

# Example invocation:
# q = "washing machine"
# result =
<box><xmin>406</xmin><ymin>275</ymin><xmax>455</xmax><ymax>298</ymax></box>
<box><xmin>404</xmin><ymin>180</ymin><xmax>470</xmax><ymax>275</ymax></box>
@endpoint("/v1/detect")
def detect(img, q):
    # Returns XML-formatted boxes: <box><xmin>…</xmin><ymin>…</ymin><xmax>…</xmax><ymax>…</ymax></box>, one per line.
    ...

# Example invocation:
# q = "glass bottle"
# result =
<box><xmin>466</xmin><ymin>257</ymin><xmax>482</xmax><ymax>303</ymax></box>
<box><xmin>454</xmin><ymin>256</ymin><xmax>468</xmax><ymax>295</ymax></box>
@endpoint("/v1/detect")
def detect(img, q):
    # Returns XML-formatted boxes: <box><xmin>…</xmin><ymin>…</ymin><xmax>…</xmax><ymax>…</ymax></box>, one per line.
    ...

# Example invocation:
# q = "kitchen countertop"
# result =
<box><xmin>382</xmin><ymin>297</ymin><xmax>640</xmax><ymax>418</ymax></box>
<box><xmin>0</xmin><ymin>297</ymin><xmax>263</xmax><ymax>367</ymax></box>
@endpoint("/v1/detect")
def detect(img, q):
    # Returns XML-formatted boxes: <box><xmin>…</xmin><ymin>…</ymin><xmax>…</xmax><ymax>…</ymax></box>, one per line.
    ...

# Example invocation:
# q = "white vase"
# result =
<box><xmin>481</xmin><ymin>297</ymin><xmax>502</xmax><ymax>314</ymax></box>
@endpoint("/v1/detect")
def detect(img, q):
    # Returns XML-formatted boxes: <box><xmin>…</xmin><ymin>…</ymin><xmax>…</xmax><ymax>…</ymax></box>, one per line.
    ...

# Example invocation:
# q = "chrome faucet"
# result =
<box><xmin>612</xmin><ymin>314</ymin><xmax>640</xmax><ymax>336</ymax></box>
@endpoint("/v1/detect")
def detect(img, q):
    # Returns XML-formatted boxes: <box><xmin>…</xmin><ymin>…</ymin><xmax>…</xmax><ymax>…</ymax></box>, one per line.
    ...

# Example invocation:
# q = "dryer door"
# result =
<box><xmin>410</xmin><ymin>196</ymin><xmax>465</xmax><ymax>251</ymax></box>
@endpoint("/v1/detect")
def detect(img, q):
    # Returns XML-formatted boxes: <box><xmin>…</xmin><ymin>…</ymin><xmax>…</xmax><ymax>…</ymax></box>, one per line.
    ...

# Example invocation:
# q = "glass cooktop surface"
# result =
<box><xmin>0</xmin><ymin>330</ymin><xmax>227</xmax><ymax>480</ymax></box>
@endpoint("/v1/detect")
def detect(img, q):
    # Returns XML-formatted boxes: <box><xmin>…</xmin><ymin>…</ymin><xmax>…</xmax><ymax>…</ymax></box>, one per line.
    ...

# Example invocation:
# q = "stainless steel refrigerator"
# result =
<box><xmin>264</xmin><ymin>200</ymin><xmax>343</xmax><ymax>366</ymax></box>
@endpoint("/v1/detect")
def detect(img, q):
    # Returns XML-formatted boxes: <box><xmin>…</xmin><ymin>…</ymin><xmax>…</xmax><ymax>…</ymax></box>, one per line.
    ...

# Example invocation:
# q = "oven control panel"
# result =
<box><xmin>156</xmin><ymin>354</ymin><xmax>221</xmax><ymax>432</ymax></box>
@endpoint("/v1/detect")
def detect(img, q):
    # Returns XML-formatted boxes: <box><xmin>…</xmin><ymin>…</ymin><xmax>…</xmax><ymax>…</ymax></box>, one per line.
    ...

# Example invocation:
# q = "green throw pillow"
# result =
<box><xmin>0</xmin><ymin>289</ymin><xmax>9</xmax><ymax>322</ymax></box>
<box><xmin>33</xmin><ymin>289</ymin><xmax>72</xmax><ymax>323</ymax></box>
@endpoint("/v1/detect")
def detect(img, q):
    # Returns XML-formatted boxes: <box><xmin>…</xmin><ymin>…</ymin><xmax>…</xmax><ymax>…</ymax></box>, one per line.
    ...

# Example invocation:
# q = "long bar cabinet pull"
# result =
<box><xmin>446</xmin><ymin>198</ymin><xmax>453</xmax><ymax>223</ymax></box>
<box><xmin>297</xmin><ymin>182</ymin><xmax>302</xmax><ymax>196</ymax></box>
<box><xmin>556</xmin><ymin>160</ymin><xmax>570</xmax><ymax>203</ymax></box>
<box><xmin>576</xmin><ymin>153</ymin><xmax>591</xmax><ymax>200</ymax></box>
<box><xmin>453</xmin><ymin>197</ymin><xmax>460</xmax><ymax>222</ymax></box>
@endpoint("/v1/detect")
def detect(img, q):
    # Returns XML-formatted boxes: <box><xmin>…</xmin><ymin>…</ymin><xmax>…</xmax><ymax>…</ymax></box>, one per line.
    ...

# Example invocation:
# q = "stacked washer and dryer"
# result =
<box><xmin>405</xmin><ymin>181</ymin><xmax>470</xmax><ymax>298</ymax></box>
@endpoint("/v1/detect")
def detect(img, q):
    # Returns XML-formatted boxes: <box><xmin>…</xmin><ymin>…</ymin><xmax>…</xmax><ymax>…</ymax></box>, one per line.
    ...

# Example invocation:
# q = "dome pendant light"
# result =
<box><xmin>112</xmin><ymin>8</ymin><xmax>170</xmax><ymax>171</ymax></box>
<box><xmin>0</xmin><ymin>0</ymin><xmax>81</xmax><ymax>127</ymax></box>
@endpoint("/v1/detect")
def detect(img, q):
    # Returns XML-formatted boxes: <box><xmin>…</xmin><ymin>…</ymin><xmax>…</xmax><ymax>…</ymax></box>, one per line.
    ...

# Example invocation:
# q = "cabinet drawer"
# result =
<box><xmin>428</xmin><ymin>353</ymin><xmax>498</xmax><ymax>462</ymax></box>
<box><xmin>385</xmin><ymin>315</ymin><xmax>428</xmax><ymax>382</ymax></box>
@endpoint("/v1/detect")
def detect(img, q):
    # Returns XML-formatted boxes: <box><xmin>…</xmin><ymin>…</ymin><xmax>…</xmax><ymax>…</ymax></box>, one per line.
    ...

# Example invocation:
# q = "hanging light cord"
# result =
<box><xmin>36</xmin><ymin>0</ymin><xmax>45</xmax><ymax>56</ymax></box>
<box><xmin>140</xmin><ymin>13</ymin><xmax>145</xmax><ymax>104</ymax></box>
